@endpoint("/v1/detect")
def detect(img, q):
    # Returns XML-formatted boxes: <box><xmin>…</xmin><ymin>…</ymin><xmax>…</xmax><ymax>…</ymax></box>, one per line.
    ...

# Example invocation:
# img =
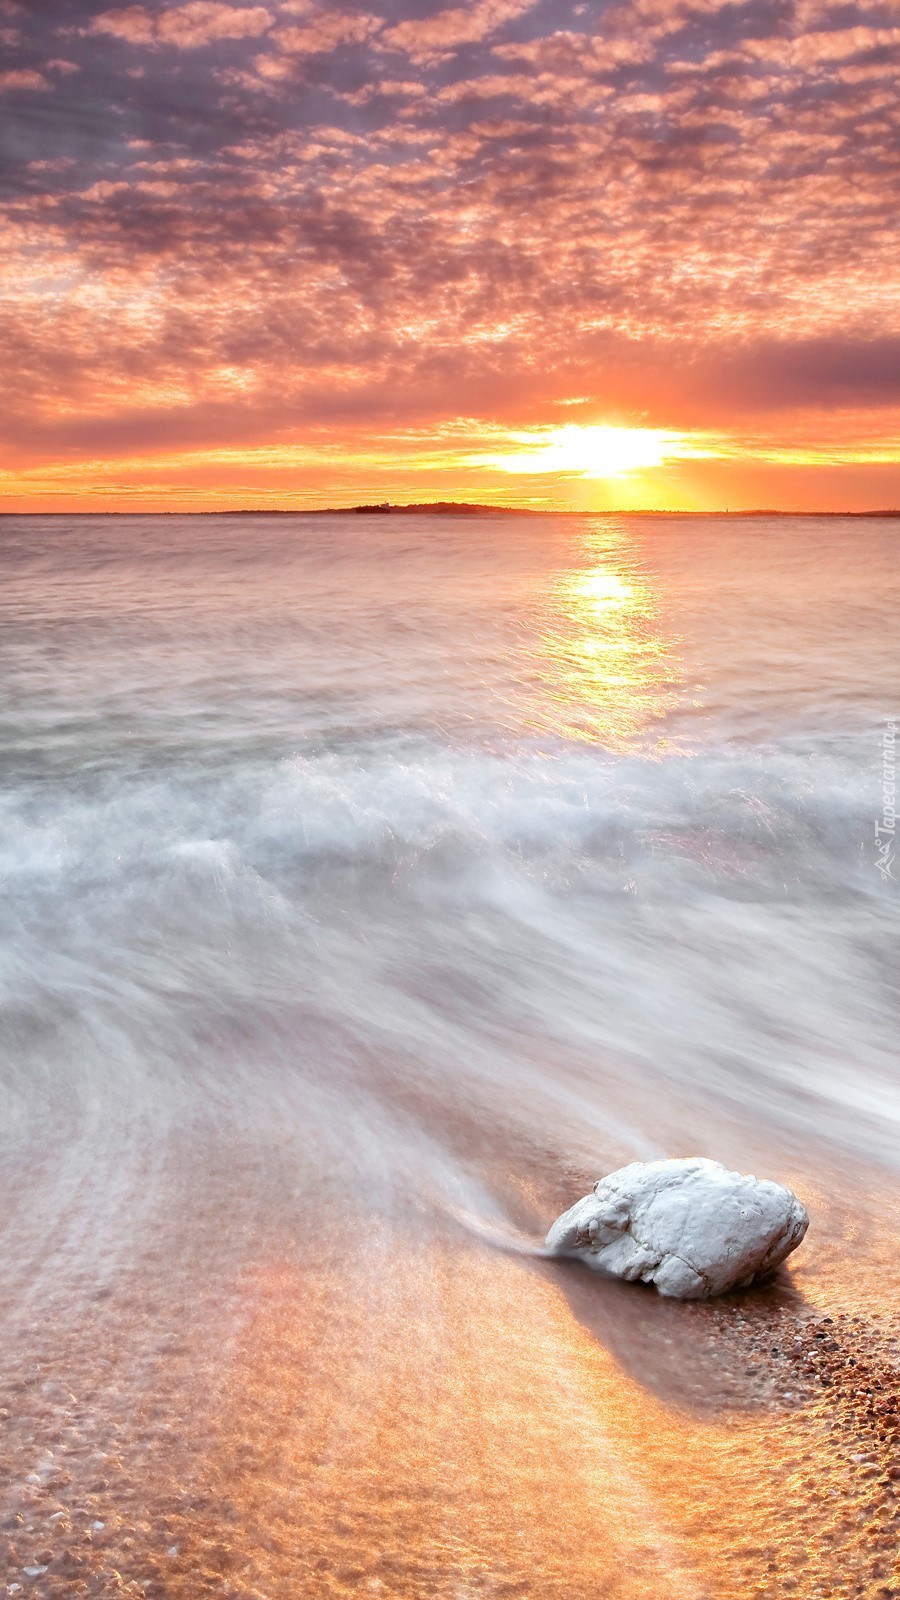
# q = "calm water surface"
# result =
<box><xmin>0</xmin><ymin>512</ymin><xmax>898</xmax><ymax>1599</ymax></box>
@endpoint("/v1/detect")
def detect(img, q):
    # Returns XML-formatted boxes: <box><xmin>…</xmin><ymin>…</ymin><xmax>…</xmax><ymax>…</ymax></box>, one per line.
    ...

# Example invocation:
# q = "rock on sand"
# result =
<box><xmin>546</xmin><ymin>1157</ymin><xmax>808</xmax><ymax>1299</ymax></box>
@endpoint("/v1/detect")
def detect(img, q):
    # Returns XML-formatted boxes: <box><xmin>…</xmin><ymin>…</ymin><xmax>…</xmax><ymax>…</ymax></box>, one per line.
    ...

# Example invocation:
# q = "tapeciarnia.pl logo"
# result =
<box><xmin>876</xmin><ymin>719</ymin><xmax>896</xmax><ymax>881</ymax></box>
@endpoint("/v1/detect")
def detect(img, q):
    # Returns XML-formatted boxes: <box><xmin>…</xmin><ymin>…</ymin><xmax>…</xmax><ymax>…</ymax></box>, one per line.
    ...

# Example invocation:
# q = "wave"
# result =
<box><xmin>0</xmin><ymin>733</ymin><xmax>881</xmax><ymax>901</ymax></box>
<box><xmin>0</xmin><ymin>735</ymin><xmax>894</xmax><ymax>1199</ymax></box>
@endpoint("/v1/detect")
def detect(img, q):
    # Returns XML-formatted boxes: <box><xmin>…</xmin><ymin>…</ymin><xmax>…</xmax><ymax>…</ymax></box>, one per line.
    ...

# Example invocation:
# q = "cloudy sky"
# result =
<box><xmin>1</xmin><ymin>0</ymin><xmax>898</xmax><ymax>510</ymax></box>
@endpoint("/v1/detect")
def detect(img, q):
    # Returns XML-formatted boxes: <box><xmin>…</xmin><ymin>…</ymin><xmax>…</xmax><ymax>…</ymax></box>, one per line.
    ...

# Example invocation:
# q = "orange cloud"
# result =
<box><xmin>0</xmin><ymin>0</ymin><xmax>897</xmax><ymax>511</ymax></box>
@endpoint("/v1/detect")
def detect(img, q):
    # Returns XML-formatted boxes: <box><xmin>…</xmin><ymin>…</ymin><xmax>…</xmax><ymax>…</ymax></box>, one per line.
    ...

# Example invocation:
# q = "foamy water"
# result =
<box><xmin>1</xmin><ymin>511</ymin><xmax>898</xmax><ymax>1598</ymax></box>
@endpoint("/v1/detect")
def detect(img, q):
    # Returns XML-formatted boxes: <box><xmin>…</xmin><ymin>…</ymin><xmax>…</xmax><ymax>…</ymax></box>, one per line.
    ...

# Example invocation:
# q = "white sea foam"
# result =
<box><xmin>0</xmin><ymin>735</ymin><xmax>896</xmax><ymax>1201</ymax></box>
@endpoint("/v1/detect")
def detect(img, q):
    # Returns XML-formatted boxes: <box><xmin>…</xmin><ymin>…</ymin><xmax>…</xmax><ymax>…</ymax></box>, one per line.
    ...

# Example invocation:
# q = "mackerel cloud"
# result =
<box><xmin>1</xmin><ymin>0</ymin><xmax>898</xmax><ymax>465</ymax></box>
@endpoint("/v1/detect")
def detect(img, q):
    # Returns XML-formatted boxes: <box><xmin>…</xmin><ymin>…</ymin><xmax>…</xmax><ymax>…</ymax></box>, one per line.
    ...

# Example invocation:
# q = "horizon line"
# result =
<box><xmin>2</xmin><ymin>503</ymin><xmax>898</xmax><ymax>519</ymax></box>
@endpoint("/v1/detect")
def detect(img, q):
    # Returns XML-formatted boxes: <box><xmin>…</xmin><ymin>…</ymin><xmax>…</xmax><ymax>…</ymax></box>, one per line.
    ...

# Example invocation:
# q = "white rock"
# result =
<box><xmin>546</xmin><ymin>1157</ymin><xmax>808</xmax><ymax>1299</ymax></box>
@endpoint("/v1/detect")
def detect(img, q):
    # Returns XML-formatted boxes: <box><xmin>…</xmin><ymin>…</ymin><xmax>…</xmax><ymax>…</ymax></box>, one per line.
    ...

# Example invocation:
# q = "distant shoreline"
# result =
<box><xmin>2</xmin><ymin>503</ymin><xmax>898</xmax><ymax>518</ymax></box>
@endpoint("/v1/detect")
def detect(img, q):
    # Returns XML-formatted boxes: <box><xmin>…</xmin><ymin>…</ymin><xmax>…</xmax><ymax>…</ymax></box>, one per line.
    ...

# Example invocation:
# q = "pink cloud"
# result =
<box><xmin>762</xmin><ymin>26</ymin><xmax>900</xmax><ymax>68</ymax></box>
<box><xmin>383</xmin><ymin>0</ymin><xmax>539</xmax><ymax>63</ymax></box>
<box><xmin>274</xmin><ymin>9</ymin><xmax>381</xmax><ymax>56</ymax></box>
<box><xmin>89</xmin><ymin>7</ymin><xmax>156</xmax><ymax>43</ymax></box>
<box><xmin>0</xmin><ymin>68</ymin><xmax>48</xmax><ymax>91</ymax></box>
<box><xmin>494</xmin><ymin>30</ymin><xmax>653</xmax><ymax>70</ymax></box>
<box><xmin>159</xmin><ymin>2</ymin><xmax>273</xmax><ymax>46</ymax></box>
<box><xmin>91</xmin><ymin>3</ymin><xmax>273</xmax><ymax>48</ymax></box>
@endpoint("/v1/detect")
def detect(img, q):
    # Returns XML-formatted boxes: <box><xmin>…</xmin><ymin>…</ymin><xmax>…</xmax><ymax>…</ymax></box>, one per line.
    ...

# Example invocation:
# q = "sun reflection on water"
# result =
<box><xmin>535</xmin><ymin>526</ymin><xmax>683</xmax><ymax>747</ymax></box>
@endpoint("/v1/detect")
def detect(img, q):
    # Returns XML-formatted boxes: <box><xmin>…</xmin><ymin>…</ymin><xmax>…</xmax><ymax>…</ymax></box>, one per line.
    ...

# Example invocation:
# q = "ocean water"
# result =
<box><xmin>1</xmin><ymin>511</ymin><xmax>899</xmax><ymax>1599</ymax></box>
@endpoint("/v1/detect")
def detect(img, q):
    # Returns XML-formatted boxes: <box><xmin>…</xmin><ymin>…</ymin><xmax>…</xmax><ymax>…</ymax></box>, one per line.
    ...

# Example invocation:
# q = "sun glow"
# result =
<box><xmin>482</xmin><ymin>425</ymin><xmax>713</xmax><ymax>480</ymax></box>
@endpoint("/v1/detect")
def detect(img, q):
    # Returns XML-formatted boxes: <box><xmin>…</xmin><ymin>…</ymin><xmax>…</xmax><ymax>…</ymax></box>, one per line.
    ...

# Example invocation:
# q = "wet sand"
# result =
<box><xmin>3</xmin><ymin>1123</ymin><xmax>900</xmax><ymax>1600</ymax></box>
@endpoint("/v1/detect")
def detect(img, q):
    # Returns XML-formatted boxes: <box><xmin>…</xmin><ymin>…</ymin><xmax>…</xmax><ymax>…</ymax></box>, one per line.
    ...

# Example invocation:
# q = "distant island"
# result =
<box><xmin>349</xmin><ymin>500</ymin><xmax>539</xmax><ymax>515</ymax></box>
<box><xmin>345</xmin><ymin>502</ymin><xmax>899</xmax><ymax>518</ymax></box>
<box><xmin>193</xmin><ymin>502</ymin><xmax>900</xmax><ymax>518</ymax></box>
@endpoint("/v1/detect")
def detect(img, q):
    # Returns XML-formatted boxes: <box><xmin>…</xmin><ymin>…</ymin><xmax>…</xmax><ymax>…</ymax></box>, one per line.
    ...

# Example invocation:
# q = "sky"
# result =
<box><xmin>1</xmin><ymin>0</ymin><xmax>898</xmax><ymax>512</ymax></box>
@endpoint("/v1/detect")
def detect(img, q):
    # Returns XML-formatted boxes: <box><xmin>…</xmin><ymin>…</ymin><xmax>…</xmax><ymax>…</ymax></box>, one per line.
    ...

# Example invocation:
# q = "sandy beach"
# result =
<box><xmin>3</xmin><ymin>1138</ymin><xmax>900</xmax><ymax>1599</ymax></box>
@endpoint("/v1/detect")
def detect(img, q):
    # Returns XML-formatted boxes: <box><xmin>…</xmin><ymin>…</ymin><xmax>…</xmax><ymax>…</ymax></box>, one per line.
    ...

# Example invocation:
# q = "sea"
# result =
<box><xmin>0</xmin><ymin>511</ymin><xmax>898</xmax><ymax>1599</ymax></box>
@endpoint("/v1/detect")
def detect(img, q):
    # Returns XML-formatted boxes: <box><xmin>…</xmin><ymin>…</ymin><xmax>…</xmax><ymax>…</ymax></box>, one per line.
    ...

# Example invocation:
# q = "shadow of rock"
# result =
<box><xmin>533</xmin><ymin>1252</ymin><xmax>810</xmax><ymax>1417</ymax></box>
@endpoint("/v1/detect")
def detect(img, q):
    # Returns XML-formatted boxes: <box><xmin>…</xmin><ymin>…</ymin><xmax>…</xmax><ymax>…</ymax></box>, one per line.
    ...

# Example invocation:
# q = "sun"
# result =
<box><xmin>482</xmin><ymin>424</ymin><xmax>710</xmax><ymax>479</ymax></box>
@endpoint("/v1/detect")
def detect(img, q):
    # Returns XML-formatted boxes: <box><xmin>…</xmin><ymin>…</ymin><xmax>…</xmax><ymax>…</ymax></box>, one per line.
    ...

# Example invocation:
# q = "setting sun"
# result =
<box><xmin>483</xmin><ymin>426</ymin><xmax>711</xmax><ymax>481</ymax></box>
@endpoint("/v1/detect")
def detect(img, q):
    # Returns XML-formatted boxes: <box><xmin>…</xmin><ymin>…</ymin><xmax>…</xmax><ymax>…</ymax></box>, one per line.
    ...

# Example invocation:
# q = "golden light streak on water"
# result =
<box><xmin>531</xmin><ymin>525</ymin><xmax>684</xmax><ymax>746</ymax></box>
